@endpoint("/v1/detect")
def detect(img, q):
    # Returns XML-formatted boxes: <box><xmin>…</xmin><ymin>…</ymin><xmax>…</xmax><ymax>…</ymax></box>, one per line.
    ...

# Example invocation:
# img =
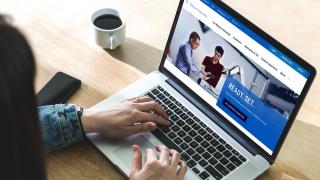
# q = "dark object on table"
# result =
<box><xmin>36</xmin><ymin>72</ymin><xmax>81</xmax><ymax>106</ymax></box>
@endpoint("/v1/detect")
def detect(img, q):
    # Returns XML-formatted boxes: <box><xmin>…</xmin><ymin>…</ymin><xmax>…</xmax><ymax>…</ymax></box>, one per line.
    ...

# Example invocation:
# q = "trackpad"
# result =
<box><xmin>114</xmin><ymin>135</ymin><xmax>155</xmax><ymax>168</ymax></box>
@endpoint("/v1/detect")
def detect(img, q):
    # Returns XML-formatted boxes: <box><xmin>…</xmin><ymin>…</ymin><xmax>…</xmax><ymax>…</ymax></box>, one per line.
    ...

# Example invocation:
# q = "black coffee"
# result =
<box><xmin>93</xmin><ymin>14</ymin><xmax>122</xmax><ymax>30</ymax></box>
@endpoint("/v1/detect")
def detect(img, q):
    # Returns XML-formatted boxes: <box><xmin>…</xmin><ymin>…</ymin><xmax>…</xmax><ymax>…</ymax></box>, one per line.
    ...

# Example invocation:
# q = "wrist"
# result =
<box><xmin>80</xmin><ymin>109</ymin><xmax>96</xmax><ymax>133</ymax></box>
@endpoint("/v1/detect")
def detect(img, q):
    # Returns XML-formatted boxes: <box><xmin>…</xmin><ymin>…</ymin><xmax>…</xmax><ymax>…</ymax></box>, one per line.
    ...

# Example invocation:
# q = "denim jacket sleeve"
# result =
<box><xmin>38</xmin><ymin>104</ymin><xmax>84</xmax><ymax>153</ymax></box>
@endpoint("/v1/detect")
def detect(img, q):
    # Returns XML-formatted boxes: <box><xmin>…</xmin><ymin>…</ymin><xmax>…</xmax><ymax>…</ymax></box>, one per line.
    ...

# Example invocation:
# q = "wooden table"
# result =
<box><xmin>1</xmin><ymin>0</ymin><xmax>320</xmax><ymax>179</ymax></box>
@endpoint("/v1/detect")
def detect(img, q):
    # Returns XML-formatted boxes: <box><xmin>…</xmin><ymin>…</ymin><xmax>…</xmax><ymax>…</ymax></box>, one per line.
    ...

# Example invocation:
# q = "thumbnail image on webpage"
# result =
<box><xmin>165</xmin><ymin>8</ymin><xmax>300</xmax><ymax>151</ymax></box>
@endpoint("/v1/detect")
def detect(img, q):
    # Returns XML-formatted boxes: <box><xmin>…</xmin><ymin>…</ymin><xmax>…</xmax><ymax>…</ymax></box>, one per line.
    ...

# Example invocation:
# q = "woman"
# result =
<box><xmin>0</xmin><ymin>15</ymin><xmax>187</xmax><ymax>180</ymax></box>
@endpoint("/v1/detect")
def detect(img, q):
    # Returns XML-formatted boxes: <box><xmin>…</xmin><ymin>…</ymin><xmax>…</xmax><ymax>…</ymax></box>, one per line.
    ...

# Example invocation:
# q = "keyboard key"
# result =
<box><xmin>198</xmin><ymin>129</ymin><xmax>207</xmax><ymax>136</ymax></box>
<box><xmin>182</xmin><ymin>125</ymin><xmax>191</xmax><ymax>132</ymax></box>
<box><xmin>176</xmin><ymin>120</ymin><xmax>185</xmax><ymax>126</ymax></box>
<box><xmin>222</xmin><ymin>150</ymin><xmax>232</xmax><ymax>158</ymax></box>
<box><xmin>160</xmin><ymin>127</ymin><xmax>171</xmax><ymax>134</ymax></box>
<box><xmin>187</xmin><ymin>111</ymin><xmax>194</xmax><ymax>117</ymax></box>
<box><xmin>207</xmin><ymin>146</ymin><xmax>216</xmax><ymax>153</ymax></box>
<box><xmin>212</xmin><ymin>132</ymin><xmax>219</xmax><ymax>139</ymax></box>
<box><xmin>181</xmin><ymin>106</ymin><xmax>188</xmax><ymax>112</ymax></box>
<box><xmin>189</xmin><ymin>130</ymin><xmax>197</xmax><ymax>137</ymax></box>
<box><xmin>186</xmin><ymin>148</ymin><xmax>196</xmax><ymax>156</ymax></box>
<box><xmin>210</xmin><ymin>139</ymin><xmax>219</xmax><ymax>147</ymax></box>
<box><xmin>187</xmin><ymin>160</ymin><xmax>197</xmax><ymax>168</ymax></box>
<box><xmin>199</xmin><ymin>159</ymin><xmax>208</xmax><ymax>167</ymax></box>
<box><xmin>180</xmin><ymin>142</ymin><xmax>189</xmax><ymax>150</ymax></box>
<box><xmin>168</xmin><ymin>118</ymin><xmax>175</xmax><ymax>125</ymax></box>
<box><xmin>163</xmin><ymin>91</ymin><xmax>170</xmax><ymax>97</ymax></box>
<box><xmin>192</xmin><ymin>124</ymin><xmax>200</xmax><ymax>130</ymax></box>
<box><xmin>206</xmin><ymin>127</ymin><xmax>213</xmax><ymax>133</ymax></box>
<box><xmin>220</xmin><ymin>157</ymin><xmax>229</xmax><ymax>165</ymax></box>
<box><xmin>171</xmin><ymin>125</ymin><xmax>180</xmax><ymax>132</ymax></box>
<box><xmin>232</xmin><ymin>149</ymin><xmax>240</xmax><ymax>156</ymax></box>
<box><xmin>157</xmin><ymin>93</ymin><xmax>165</xmax><ymax>100</ymax></box>
<box><xmin>215</xmin><ymin>163</ymin><xmax>230</xmax><ymax>176</ymax></box>
<box><xmin>177</xmin><ymin>130</ymin><xmax>186</xmax><ymax>137</ymax></box>
<box><xmin>146</xmin><ymin>92</ymin><xmax>156</xmax><ymax>100</ymax></box>
<box><xmin>202</xmin><ymin>152</ymin><xmax>211</xmax><ymax>159</ymax></box>
<box><xmin>173</xmin><ymin>137</ymin><xmax>183</xmax><ymax>145</ymax></box>
<box><xmin>200</xmin><ymin>141</ymin><xmax>210</xmax><ymax>148</ymax></box>
<box><xmin>226</xmin><ymin>163</ymin><xmax>236</xmax><ymax>171</ymax></box>
<box><xmin>216</xmin><ymin>144</ymin><xmax>226</xmax><ymax>152</ymax></box>
<box><xmin>166</xmin><ymin>109</ymin><xmax>173</xmax><ymax>116</ymax></box>
<box><xmin>170</xmin><ymin>114</ymin><xmax>179</xmax><ymax>122</ymax></box>
<box><xmin>174</xmin><ymin>108</ymin><xmax>183</xmax><ymax>115</ymax></box>
<box><xmin>190</xmin><ymin>141</ymin><xmax>199</xmax><ymax>148</ymax></box>
<box><xmin>199</xmin><ymin>171</ymin><xmax>210</xmax><ymax>180</ymax></box>
<box><xmin>168</xmin><ymin>103</ymin><xmax>177</xmax><ymax>110</ymax></box>
<box><xmin>167</xmin><ymin>132</ymin><xmax>177</xmax><ymax>139</ymax></box>
<box><xmin>238</xmin><ymin>155</ymin><xmax>247</xmax><ymax>162</ymax></box>
<box><xmin>157</xmin><ymin>86</ymin><xmax>164</xmax><ymax>91</ymax></box>
<box><xmin>163</xmin><ymin>91</ymin><xmax>170</xmax><ymax>96</ymax></box>
<box><xmin>213</xmin><ymin>152</ymin><xmax>223</xmax><ymax>159</ymax></box>
<box><xmin>168</xmin><ymin>95</ymin><xmax>176</xmax><ymax>102</ymax></box>
<box><xmin>196</xmin><ymin>147</ymin><xmax>205</xmax><ymax>154</ymax></box>
<box><xmin>194</xmin><ymin>135</ymin><xmax>204</xmax><ymax>143</ymax></box>
<box><xmin>208</xmin><ymin>157</ymin><xmax>218</xmax><ymax>166</ymax></box>
<box><xmin>151</xmin><ymin>129</ymin><xmax>181</xmax><ymax>152</ymax></box>
<box><xmin>151</xmin><ymin>89</ymin><xmax>160</xmax><ymax>95</ymax></box>
<box><xmin>192</xmin><ymin>154</ymin><xmax>202</xmax><ymax>162</ymax></box>
<box><xmin>186</xmin><ymin>118</ymin><xmax>195</xmax><ymax>125</ymax></box>
<box><xmin>225</xmin><ymin>144</ymin><xmax>233</xmax><ymax>150</ymax></box>
<box><xmin>162</xmin><ymin>98</ymin><xmax>170</xmax><ymax>104</ymax></box>
<box><xmin>162</xmin><ymin>91</ymin><xmax>170</xmax><ymax>97</ymax></box>
<box><xmin>205</xmin><ymin>165</ymin><xmax>223</xmax><ymax>180</ymax></box>
<box><xmin>183</xmin><ymin>135</ymin><xmax>192</xmax><ymax>143</ymax></box>
<box><xmin>193</xmin><ymin>117</ymin><xmax>200</xmax><ymax>122</ymax></box>
<box><xmin>192</xmin><ymin>167</ymin><xmax>200</xmax><ymax>174</ymax></box>
<box><xmin>180</xmin><ymin>113</ymin><xmax>188</xmax><ymax>120</ymax></box>
<box><xmin>204</xmin><ymin>134</ymin><xmax>213</xmax><ymax>141</ymax></box>
<box><xmin>175</xmin><ymin>101</ymin><xmax>182</xmax><ymax>107</ymax></box>
<box><xmin>181</xmin><ymin>152</ymin><xmax>190</xmax><ymax>161</ymax></box>
<box><xmin>218</xmin><ymin>138</ymin><xmax>226</xmax><ymax>145</ymax></box>
<box><xmin>229</xmin><ymin>156</ymin><xmax>242</xmax><ymax>167</ymax></box>
<box><xmin>199</xmin><ymin>122</ymin><xmax>206</xmax><ymax>128</ymax></box>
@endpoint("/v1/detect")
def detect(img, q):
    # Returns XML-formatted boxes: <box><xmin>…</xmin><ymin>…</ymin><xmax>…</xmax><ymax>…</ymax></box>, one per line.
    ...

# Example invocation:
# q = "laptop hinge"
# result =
<box><xmin>166</xmin><ymin>78</ymin><xmax>260</xmax><ymax>157</ymax></box>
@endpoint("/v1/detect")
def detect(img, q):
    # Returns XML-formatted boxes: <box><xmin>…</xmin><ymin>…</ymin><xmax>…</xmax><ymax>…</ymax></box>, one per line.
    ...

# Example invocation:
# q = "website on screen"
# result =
<box><xmin>164</xmin><ymin>0</ymin><xmax>308</xmax><ymax>154</ymax></box>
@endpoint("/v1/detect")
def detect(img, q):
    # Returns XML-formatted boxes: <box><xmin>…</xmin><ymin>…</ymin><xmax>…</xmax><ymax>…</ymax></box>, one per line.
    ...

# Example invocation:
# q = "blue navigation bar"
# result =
<box><xmin>200</xmin><ymin>0</ymin><xmax>309</xmax><ymax>78</ymax></box>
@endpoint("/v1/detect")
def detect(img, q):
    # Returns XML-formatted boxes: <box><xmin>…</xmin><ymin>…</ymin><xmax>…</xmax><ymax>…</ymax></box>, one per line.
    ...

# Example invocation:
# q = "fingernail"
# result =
<box><xmin>150</xmin><ymin>123</ymin><xmax>157</xmax><ymax>131</ymax></box>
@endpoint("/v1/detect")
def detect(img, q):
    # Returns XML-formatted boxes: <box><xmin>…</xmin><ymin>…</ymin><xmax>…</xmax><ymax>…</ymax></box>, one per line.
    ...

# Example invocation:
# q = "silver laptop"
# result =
<box><xmin>87</xmin><ymin>0</ymin><xmax>316</xmax><ymax>179</ymax></box>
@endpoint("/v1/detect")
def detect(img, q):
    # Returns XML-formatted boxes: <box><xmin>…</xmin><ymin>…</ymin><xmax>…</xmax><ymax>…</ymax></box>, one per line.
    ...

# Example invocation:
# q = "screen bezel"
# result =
<box><xmin>159</xmin><ymin>0</ymin><xmax>316</xmax><ymax>163</ymax></box>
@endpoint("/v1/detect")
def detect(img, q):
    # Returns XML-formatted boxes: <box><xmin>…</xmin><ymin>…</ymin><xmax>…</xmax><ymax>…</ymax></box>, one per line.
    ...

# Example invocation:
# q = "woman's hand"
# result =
<box><xmin>130</xmin><ymin>144</ymin><xmax>188</xmax><ymax>180</ymax></box>
<box><xmin>81</xmin><ymin>96</ymin><xmax>169</xmax><ymax>138</ymax></box>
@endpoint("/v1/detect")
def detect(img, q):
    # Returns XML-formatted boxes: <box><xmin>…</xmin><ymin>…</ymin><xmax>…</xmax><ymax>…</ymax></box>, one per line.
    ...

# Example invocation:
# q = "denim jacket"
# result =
<box><xmin>38</xmin><ymin>104</ymin><xmax>84</xmax><ymax>153</ymax></box>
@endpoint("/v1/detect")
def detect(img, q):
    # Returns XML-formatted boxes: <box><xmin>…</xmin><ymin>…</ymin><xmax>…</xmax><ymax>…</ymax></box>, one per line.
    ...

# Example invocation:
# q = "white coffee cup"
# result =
<box><xmin>91</xmin><ymin>8</ymin><xmax>126</xmax><ymax>49</ymax></box>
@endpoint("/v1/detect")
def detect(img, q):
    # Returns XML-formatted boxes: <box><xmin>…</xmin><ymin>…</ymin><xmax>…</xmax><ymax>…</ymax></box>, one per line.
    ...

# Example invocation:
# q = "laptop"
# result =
<box><xmin>87</xmin><ymin>0</ymin><xmax>316</xmax><ymax>179</ymax></box>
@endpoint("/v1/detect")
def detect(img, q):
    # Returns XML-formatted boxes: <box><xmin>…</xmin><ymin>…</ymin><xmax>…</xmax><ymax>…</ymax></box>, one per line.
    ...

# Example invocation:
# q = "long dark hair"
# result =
<box><xmin>0</xmin><ymin>15</ymin><xmax>46</xmax><ymax>179</ymax></box>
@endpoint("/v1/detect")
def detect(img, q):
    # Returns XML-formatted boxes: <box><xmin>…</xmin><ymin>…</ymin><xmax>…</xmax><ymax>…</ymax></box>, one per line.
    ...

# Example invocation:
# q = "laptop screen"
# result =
<box><xmin>163</xmin><ymin>0</ymin><xmax>310</xmax><ymax>155</ymax></box>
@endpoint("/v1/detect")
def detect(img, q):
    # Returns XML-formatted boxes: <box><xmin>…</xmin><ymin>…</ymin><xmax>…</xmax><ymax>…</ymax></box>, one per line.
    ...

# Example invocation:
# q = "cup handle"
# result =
<box><xmin>110</xmin><ymin>36</ymin><xmax>116</xmax><ymax>50</ymax></box>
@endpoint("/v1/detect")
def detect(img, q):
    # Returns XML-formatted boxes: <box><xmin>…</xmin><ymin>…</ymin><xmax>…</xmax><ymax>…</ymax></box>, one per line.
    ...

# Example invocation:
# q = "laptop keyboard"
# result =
<box><xmin>145</xmin><ymin>86</ymin><xmax>247</xmax><ymax>180</ymax></box>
